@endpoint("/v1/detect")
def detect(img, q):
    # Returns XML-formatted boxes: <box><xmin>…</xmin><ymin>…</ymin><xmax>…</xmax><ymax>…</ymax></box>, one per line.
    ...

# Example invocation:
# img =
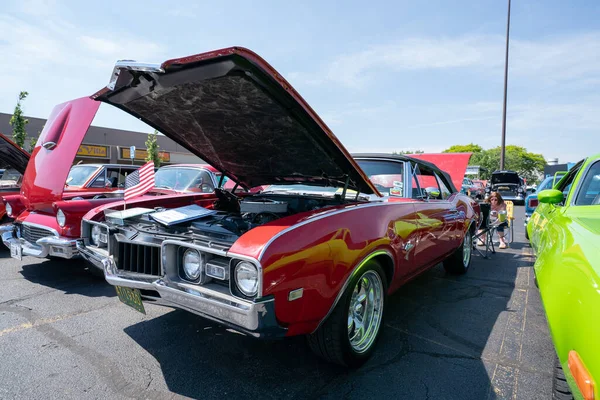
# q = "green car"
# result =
<box><xmin>528</xmin><ymin>153</ymin><xmax>600</xmax><ymax>400</ymax></box>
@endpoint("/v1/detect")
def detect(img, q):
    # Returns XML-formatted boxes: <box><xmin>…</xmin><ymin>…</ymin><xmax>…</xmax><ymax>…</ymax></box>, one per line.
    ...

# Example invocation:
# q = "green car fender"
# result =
<box><xmin>530</xmin><ymin>158</ymin><xmax>600</xmax><ymax>400</ymax></box>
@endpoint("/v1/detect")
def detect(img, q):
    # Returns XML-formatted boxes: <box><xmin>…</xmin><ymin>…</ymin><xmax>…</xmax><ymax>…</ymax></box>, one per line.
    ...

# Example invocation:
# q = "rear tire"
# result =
<box><xmin>443</xmin><ymin>228</ymin><xmax>473</xmax><ymax>275</ymax></box>
<box><xmin>308</xmin><ymin>260</ymin><xmax>387</xmax><ymax>367</ymax></box>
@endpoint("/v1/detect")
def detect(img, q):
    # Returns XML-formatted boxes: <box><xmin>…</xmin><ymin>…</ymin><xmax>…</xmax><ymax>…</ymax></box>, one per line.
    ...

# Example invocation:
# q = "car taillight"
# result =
<box><xmin>529</xmin><ymin>199</ymin><xmax>538</xmax><ymax>208</ymax></box>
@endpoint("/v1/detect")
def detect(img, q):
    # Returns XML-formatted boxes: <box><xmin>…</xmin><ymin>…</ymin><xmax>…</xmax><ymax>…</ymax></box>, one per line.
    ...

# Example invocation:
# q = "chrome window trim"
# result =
<box><xmin>161</xmin><ymin>239</ymin><xmax>263</xmax><ymax>299</ymax></box>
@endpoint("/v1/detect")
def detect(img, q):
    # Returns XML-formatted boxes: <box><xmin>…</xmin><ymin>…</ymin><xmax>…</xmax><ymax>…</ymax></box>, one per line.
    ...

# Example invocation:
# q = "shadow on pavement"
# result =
<box><xmin>122</xmin><ymin>239</ymin><xmax>540</xmax><ymax>400</ymax></box>
<box><xmin>15</xmin><ymin>253</ymin><xmax>116</xmax><ymax>298</ymax></box>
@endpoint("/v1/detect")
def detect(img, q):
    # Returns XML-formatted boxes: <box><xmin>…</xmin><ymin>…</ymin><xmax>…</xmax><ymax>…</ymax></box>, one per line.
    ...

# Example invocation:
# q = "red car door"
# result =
<box><xmin>411</xmin><ymin>169</ymin><xmax>461</xmax><ymax>269</ymax></box>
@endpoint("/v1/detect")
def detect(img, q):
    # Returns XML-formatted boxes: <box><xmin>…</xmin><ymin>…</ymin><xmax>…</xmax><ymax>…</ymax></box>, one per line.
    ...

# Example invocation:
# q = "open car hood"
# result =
<box><xmin>93</xmin><ymin>47</ymin><xmax>378</xmax><ymax>195</ymax></box>
<box><xmin>20</xmin><ymin>97</ymin><xmax>100</xmax><ymax>210</ymax></box>
<box><xmin>491</xmin><ymin>172</ymin><xmax>521</xmax><ymax>185</ymax></box>
<box><xmin>0</xmin><ymin>133</ymin><xmax>30</xmax><ymax>175</ymax></box>
<box><xmin>409</xmin><ymin>152</ymin><xmax>472</xmax><ymax>191</ymax></box>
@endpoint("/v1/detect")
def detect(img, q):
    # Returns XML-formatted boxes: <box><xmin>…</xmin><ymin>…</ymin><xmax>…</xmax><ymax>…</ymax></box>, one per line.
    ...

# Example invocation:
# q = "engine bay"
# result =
<box><xmin>107</xmin><ymin>189</ymin><xmax>360</xmax><ymax>245</ymax></box>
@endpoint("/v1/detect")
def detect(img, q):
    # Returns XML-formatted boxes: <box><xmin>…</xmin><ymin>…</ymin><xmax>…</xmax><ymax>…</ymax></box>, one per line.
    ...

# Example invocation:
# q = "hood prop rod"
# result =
<box><xmin>340</xmin><ymin>174</ymin><xmax>350</xmax><ymax>201</ymax></box>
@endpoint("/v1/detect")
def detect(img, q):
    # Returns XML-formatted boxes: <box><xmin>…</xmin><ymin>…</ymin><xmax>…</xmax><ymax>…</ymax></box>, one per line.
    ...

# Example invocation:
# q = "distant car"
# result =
<box><xmin>528</xmin><ymin>153</ymin><xmax>600</xmax><ymax>400</ymax></box>
<box><xmin>2</xmin><ymin>163</ymin><xmax>222</xmax><ymax>261</ymax></box>
<box><xmin>523</xmin><ymin>172</ymin><xmax>567</xmax><ymax>239</ymax></box>
<box><xmin>485</xmin><ymin>170</ymin><xmax>526</xmax><ymax>204</ymax></box>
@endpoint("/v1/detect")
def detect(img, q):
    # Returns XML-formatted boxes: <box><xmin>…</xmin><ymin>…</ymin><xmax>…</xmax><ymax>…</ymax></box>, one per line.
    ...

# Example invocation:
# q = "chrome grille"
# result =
<box><xmin>115</xmin><ymin>241</ymin><xmax>161</xmax><ymax>276</ymax></box>
<box><xmin>21</xmin><ymin>224</ymin><xmax>56</xmax><ymax>244</ymax></box>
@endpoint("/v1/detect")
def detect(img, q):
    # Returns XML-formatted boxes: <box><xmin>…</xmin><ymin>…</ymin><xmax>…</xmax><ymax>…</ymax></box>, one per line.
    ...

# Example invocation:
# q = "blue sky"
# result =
<box><xmin>1</xmin><ymin>0</ymin><xmax>599</xmax><ymax>163</ymax></box>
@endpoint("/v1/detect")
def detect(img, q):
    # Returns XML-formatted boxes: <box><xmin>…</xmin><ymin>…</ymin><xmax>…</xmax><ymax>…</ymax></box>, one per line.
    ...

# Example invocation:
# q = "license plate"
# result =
<box><xmin>115</xmin><ymin>286</ymin><xmax>146</xmax><ymax>314</ymax></box>
<box><xmin>10</xmin><ymin>242</ymin><xmax>22</xmax><ymax>260</ymax></box>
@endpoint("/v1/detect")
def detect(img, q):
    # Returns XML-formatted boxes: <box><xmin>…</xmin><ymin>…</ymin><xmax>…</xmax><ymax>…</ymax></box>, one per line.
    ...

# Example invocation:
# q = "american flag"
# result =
<box><xmin>124</xmin><ymin>161</ymin><xmax>155</xmax><ymax>201</ymax></box>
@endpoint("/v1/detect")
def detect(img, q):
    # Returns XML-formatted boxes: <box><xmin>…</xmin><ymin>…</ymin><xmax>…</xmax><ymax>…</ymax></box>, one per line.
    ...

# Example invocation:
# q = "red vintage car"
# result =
<box><xmin>1</xmin><ymin>161</ymin><xmax>224</xmax><ymax>261</ymax></box>
<box><xmin>0</xmin><ymin>133</ymin><xmax>30</xmax><ymax>221</ymax></box>
<box><xmin>72</xmin><ymin>47</ymin><xmax>480</xmax><ymax>367</ymax></box>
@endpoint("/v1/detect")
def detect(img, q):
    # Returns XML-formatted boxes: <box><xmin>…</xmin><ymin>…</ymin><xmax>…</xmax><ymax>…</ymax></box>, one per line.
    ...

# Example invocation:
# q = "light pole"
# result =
<box><xmin>500</xmin><ymin>0</ymin><xmax>511</xmax><ymax>171</ymax></box>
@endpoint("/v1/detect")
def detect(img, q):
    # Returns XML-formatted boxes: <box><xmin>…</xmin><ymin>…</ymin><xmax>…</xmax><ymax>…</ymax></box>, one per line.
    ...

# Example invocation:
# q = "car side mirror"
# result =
<box><xmin>538</xmin><ymin>189</ymin><xmax>563</xmax><ymax>204</ymax></box>
<box><xmin>424</xmin><ymin>187</ymin><xmax>440</xmax><ymax>199</ymax></box>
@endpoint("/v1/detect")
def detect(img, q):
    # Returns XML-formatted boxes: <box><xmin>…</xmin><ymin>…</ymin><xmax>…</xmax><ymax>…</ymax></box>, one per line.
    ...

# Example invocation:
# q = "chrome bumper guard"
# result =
<box><xmin>1</xmin><ymin>225</ymin><xmax>78</xmax><ymax>259</ymax></box>
<box><xmin>76</xmin><ymin>243</ymin><xmax>285</xmax><ymax>338</ymax></box>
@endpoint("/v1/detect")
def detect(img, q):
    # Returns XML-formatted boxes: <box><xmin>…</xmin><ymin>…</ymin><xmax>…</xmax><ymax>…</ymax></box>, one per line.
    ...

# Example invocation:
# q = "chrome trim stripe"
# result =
<box><xmin>312</xmin><ymin>249</ymin><xmax>394</xmax><ymax>333</ymax></box>
<box><xmin>161</xmin><ymin>239</ymin><xmax>263</xmax><ymax>298</ymax></box>
<box><xmin>257</xmin><ymin>201</ymin><xmax>421</xmax><ymax>262</ymax></box>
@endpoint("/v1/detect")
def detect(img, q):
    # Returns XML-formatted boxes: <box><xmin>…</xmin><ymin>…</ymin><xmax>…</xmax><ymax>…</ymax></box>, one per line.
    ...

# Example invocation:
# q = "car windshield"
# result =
<box><xmin>65</xmin><ymin>165</ymin><xmax>99</xmax><ymax>187</ymax></box>
<box><xmin>537</xmin><ymin>177</ymin><xmax>555</xmax><ymax>192</ymax></box>
<box><xmin>154</xmin><ymin>167</ymin><xmax>211</xmax><ymax>191</ymax></box>
<box><xmin>0</xmin><ymin>169</ymin><xmax>22</xmax><ymax>182</ymax></box>
<box><xmin>491</xmin><ymin>173</ymin><xmax>521</xmax><ymax>185</ymax></box>
<box><xmin>265</xmin><ymin>159</ymin><xmax>405</xmax><ymax>198</ymax></box>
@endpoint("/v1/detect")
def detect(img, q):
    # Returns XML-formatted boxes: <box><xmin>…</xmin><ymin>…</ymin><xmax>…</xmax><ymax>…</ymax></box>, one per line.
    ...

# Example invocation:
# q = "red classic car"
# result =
<box><xmin>71</xmin><ymin>47</ymin><xmax>480</xmax><ymax>367</ymax></box>
<box><xmin>0</xmin><ymin>133</ymin><xmax>30</xmax><ymax>221</ymax></box>
<box><xmin>1</xmin><ymin>161</ymin><xmax>224</xmax><ymax>261</ymax></box>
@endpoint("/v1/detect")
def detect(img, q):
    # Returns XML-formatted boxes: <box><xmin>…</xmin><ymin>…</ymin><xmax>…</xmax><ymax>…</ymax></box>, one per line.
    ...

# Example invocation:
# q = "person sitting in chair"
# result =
<box><xmin>477</xmin><ymin>191</ymin><xmax>509</xmax><ymax>249</ymax></box>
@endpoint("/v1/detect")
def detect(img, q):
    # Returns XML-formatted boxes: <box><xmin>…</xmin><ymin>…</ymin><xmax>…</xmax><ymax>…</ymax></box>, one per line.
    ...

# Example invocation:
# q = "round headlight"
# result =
<box><xmin>234</xmin><ymin>261</ymin><xmax>258</xmax><ymax>296</ymax></box>
<box><xmin>91</xmin><ymin>225</ymin><xmax>107</xmax><ymax>246</ymax></box>
<box><xmin>56</xmin><ymin>209</ymin><xmax>66</xmax><ymax>227</ymax></box>
<box><xmin>5</xmin><ymin>203</ymin><xmax>12</xmax><ymax>217</ymax></box>
<box><xmin>183</xmin><ymin>249</ymin><xmax>203</xmax><ymax>281</ymax></box>
<box><xmin>485</xmin><ymin>187</ymin><xmax>491</xmax><ymax>193</ymax></box>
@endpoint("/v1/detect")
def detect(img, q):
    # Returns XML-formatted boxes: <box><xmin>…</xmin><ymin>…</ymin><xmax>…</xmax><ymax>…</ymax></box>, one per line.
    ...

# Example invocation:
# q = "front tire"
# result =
<box><xmin>443</xmin><ymin>228</ymin><xmax>473</xmax><ymax>274</ymax></box>
<box><xmin>308</xmin><ymin>260</ymin><xmax>387</xmax><ymax>367</ymax></box>
<box><xmin>553</xmin><ymin>354</ymin><xmax>574</xmax><ymax>399</ymax></box>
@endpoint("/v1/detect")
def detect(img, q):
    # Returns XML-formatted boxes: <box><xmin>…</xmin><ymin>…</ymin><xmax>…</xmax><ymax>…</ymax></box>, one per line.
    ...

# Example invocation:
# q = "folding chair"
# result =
<box><xmin>473</xmin><ymin>202</ymin><xmax>496</xmax><ymax>258</ymax></box>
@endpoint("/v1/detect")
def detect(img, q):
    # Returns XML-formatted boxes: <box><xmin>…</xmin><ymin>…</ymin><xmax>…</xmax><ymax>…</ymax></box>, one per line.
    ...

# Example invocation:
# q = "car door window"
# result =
<box><xmin>435</xmin><ymin>173</ymin><xmax>451</xmax><ymax>199</ymax></box>
<box><xmin>89</xmin><ymin>169</ymin><xmax>106</xmax><ymax>188</ymax></box>
<box><xmin>574</xmin><ymin>161</ymin><xmax>600</xmax><ymax>206</ymax></box>
<box><xmin>412</xmin><ymin>164</ymin><xmax>442</xmax><ymax>200</ymax></box>
<box><xmin>555</xmin><ymin>161</ymin><xmax>583</xmax><ymax>205</ymax></box>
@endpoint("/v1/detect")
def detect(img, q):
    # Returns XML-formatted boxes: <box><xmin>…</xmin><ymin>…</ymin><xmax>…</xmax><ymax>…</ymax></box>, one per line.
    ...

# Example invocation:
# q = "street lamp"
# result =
<box><xmin>500</xmin><ymin>0</ymin><xmax>511</xmax><ymax>170</ymax></box>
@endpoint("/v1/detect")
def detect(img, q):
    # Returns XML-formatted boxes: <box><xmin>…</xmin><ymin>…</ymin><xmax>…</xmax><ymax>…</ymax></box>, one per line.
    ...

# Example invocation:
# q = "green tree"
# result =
<box><xmin>392</xmin><ymin>149</ymin><xmax>424</xmax><ymax>155</ymax></box>
<box><xmin>469</xmin><ymin>145</ymin><xmax>545</xmax><ymax>182</ymax></box>
<box><xmin>145</xmin><ymin>130</ymin><xmax>162</xmax><ymax>167</ymax></box>
<box><xmin>9</xmin><ymin>91</ymin><xmax>29</xmax><ymax>148</ymax></box>
<box><xmin>27</xmin><ymin>131</ymin><xmax>40</xmax><ymax>153</ymax></box>
<box><xmin>442</xmin><ymin>143</ymin><xmax>484</xmax><ymax>153</ymax></box>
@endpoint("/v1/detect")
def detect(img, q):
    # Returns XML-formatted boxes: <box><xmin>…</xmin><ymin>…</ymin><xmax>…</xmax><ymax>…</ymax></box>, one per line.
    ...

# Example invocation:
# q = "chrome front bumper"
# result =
<box><xmin>76</xmin><ymin>242</ymin><xmax>285</xmax><ymax>338</ymax></box>
<box><xmin>1</xmin><ymin>225</ymin><xmax>78</xmax><ymax>259</ymax></box>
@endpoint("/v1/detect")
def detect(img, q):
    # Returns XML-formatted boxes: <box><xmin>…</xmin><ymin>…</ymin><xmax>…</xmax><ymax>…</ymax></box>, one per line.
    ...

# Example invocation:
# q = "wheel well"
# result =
<box><xmin>372</xmin><ymin>253</ymin><xmax>394</xmax><ymax>287</ymax></box>
<box><xmin>469</xmin><ymin>221</ymin><xmax>477</xmax><ymax>235</ymax></box>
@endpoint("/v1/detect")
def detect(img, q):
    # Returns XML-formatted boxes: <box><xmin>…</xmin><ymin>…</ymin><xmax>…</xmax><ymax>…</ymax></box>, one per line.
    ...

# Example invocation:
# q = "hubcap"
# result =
<box><xmin>347</xmin><ymin>270</ymin><xmax>384</xmax><ymax>353</ymax></box>
<box><xmin>463</xmin><ymin>232</ymin><xmax>472</xmax><ymax>267</ymax></box>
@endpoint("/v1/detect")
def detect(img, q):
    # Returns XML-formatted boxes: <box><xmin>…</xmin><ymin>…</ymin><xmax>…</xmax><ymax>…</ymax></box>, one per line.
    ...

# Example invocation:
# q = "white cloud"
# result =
<box><xmin>289</xmin><ymin>32</ymin><xmax>600</xmax><ymax>89</ymax></box>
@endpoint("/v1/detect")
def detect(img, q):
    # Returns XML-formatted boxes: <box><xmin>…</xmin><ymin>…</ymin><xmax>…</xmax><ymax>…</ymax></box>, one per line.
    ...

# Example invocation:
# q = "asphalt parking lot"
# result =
<box><xmin>0</xmin><ymin>206</ymin><xmax>556</xmax><ymax>400</ymax></box>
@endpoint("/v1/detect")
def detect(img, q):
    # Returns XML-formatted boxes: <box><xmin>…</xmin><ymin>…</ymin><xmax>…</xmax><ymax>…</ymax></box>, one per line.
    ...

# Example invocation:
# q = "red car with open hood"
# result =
<box><xmin>0</xmin><ymin>133</ymin><xmax>30</xmax><ymax>221</ymax></box>
<box><xmin>70</xmin><ymin>47</ymin><xmax>480</xmax><ymax>367</ymax></box>
<box><xmin>1</xmin><ymin>101</ymin><xmax>224</xmax><ymax>260</ymax></box>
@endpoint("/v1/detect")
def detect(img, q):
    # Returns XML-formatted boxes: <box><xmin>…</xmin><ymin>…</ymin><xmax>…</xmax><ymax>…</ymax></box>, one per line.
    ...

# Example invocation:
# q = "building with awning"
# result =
<box><xmin>0</xmin><ymin>112</ymin><xmax>205</xmax><ymax>166</ymax></box>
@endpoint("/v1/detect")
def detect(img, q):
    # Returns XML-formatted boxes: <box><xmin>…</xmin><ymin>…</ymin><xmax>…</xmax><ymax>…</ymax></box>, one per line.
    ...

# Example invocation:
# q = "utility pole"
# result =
<box><xmin>500</xmin><ymin>0</ymin><xmax>511</xmax><ymax>170</ymax></box>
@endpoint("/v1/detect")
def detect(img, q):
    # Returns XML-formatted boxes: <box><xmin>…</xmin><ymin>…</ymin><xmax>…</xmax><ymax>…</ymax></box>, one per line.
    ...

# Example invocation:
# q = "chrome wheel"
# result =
<box><xmin>347</xmin><ymin>270</ymin><xmax>384</xmax><ymax>353</ymax></box>
<box><xmin>463</xmin><ymin>231</ymin><xmax>472</xmax><ymax>267</ymax></box>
